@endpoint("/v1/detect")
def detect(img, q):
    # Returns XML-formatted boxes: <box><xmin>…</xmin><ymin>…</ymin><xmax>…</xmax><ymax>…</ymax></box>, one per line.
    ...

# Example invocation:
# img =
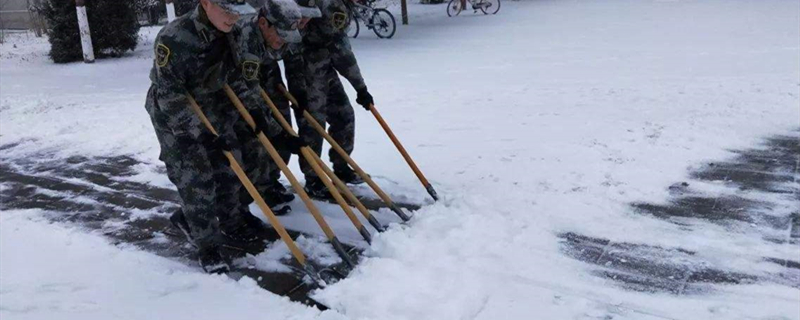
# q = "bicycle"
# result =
<box><xmin>446</xmin><ymin>0</ymin><xmax>500</xmax><ymax>17</ymax></box>
<box><xmin>346</xmin><ymin>0</ymin><xmax>397</xmax><ymax>39</ymax></box>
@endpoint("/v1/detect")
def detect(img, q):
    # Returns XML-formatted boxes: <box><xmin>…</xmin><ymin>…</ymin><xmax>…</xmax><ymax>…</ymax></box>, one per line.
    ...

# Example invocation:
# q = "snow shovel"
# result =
<box><xmin>185</xmin><ymin>94</ymin><xmax>332</xmax><ymax>286</ymax></box>
<box><xmin>255</xmin><ymin>85</ymin><xmax>386</xmax><ymax>233</ymax></box>
<box><xmin>222</xmin><ymin>85</ymin><xmax>371</xmax><ymax>252</ymax></box>
<box><xmin>368</xmin><ymin>104</ymin><xmax>439</xmax><ymax>202</ymax></box>
<box><xmin>277</xmin><ymin>85</ymin><xmax>412</xmax><ymax>221</ymax></box>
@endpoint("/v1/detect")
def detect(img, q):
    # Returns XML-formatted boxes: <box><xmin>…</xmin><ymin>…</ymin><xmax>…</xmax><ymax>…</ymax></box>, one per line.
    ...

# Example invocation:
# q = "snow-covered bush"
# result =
<box><xmin>40</xmin><ymin>0</ymin><xmax>140</xmax><ymax>63</ymax></box>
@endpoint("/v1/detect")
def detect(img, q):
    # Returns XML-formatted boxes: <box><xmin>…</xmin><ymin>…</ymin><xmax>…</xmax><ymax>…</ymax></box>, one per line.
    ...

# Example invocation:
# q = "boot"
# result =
<box><xmin>242</xmin><ymin>191</ymin><xmax>291</xmax><ymax>217</ymax></box>
<box><xmin>334</xmin><ymin>165</ymin><xmax>365</xmax><ymax>185</ymax></box>
<box><xmin>240</xmin><ymin>209</ymin><xmax>273</xmax><ymax>232</ymax></box>
<box><xmin>241</xmin><ymin>210</ymin><xmax>282</xmax><ymax>240</ymax></box>
<box><xmin>304</xmin><ymin>177</ymin><xmax>333</xmax><ymax>200</ymax></box>
<box><xmin>263</xmin><ymin>182</ymin><xmax>295</xmax><ymax>205</ymax></box>
<box><xmin>220</xmin><ymin>217</ymin><xmax>267</xmax><ymax>244</ymax></box>
<box><xmin>198</xmin><ymin>246</ymin><xmax>230</xmax><ymax>274</ymax></box>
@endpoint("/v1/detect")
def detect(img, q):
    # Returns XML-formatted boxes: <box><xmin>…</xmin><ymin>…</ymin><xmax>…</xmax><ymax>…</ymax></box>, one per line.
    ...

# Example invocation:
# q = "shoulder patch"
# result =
<box><xmin>242</xmin><ymin>61</ymin><xmax>260</xmax><ymax>81</ymax></box>
<box><xmin>156</xmin><ymin>44</ymin><xmax>171</xmax><ymax>67</ymax></box>
<box><xmin>331</xmin><ymin>11</ymin><xmax>348</xmax><ymax>31</ymax></box>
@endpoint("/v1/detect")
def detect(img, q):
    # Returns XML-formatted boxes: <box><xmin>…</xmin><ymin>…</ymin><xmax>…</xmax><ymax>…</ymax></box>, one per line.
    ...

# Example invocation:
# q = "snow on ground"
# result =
<box><xmin>2</xmin><ymin>0</ymin><xmax>799</xmax><ymax>319</ymax></box>
<box><xmin>0</xmin><ymin>210</ymin><xmax>345</xmax><ymax>320</ymax></box>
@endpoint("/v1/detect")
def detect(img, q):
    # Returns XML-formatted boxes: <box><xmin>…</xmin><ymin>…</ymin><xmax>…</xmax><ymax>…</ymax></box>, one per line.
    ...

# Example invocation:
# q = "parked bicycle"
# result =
<box><xmin>447</xmin><ymin>0</ymin><xmax>500</xmax><ymax>17</ymax></box>
<box><xmin>346</xmin><ymin>0</ymin><xmax>397</xmax><ymax>39</ymax></box>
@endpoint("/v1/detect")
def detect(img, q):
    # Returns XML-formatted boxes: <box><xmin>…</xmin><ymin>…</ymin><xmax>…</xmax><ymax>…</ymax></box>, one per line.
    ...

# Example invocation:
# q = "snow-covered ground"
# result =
<box><xmin>2</xmin><ymin>0</ymin><xmax>799</xmax><ymax>319</ymax></box>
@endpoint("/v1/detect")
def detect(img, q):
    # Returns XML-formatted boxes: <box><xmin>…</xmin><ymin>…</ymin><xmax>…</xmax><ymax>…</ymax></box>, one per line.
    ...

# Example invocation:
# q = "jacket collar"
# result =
<box><xmin>192</xmin><ymin>5</ymin><xmax>224</xmax><ymax>43</ymax></box>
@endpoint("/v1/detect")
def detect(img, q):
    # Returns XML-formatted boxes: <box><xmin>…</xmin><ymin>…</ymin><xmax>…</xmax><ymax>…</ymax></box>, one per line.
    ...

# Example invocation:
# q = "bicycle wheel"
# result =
<box><xmin>347</xmin><ymin>14</ymin><xmax>360</xmax><ymax>38</ymax></box>
<box><xmin>371</xmin><ymin>9</ymin><xmax>396</xmax><ymax>39</ymax></box>
<box><xmin>479</xmin><ymin>0</ymin><xmax>500</xmax><ymax>14</ymax></box>
<box><xmin>446</xmin><ymin>0</ymin><xmax>462</xmax><ymax>17</ymax></box>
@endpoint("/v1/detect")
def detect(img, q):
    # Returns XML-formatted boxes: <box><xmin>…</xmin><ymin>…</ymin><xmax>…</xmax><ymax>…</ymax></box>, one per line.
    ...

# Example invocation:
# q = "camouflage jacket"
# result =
<box><xmin>234</xmin><ymin>16</ymin><xmax>307</xmax><ymax>96</ymax></box>
<box><xmin>148</xmin><ymin>5</ymin><xmax>280</xmax><ymax>140</ymax></box>
<box><xmin>302</xmin><ymin>0</ymin><xmax>367</xmax><ymax>91</ymax></box>
<box><xmin>302</xmin><ymin>0</ymin><xmax>349</xmax><ymax>48</ymax></box>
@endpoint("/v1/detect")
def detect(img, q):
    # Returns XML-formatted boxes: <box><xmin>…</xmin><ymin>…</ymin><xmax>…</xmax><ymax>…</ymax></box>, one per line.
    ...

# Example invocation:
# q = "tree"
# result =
<box><xmin>174</xmin><ymin>0</ymin><xmax>198</xmax><ymax>16</ymax></box>
<box><xmin>133</xmin><ymin>0</ymin><xmax>163</xmax><ymax>26</ymax></box>
<box><xmin>40</xmin><ymin>0</ymin><xmax>140</xmax><ymax>63</ymax></box>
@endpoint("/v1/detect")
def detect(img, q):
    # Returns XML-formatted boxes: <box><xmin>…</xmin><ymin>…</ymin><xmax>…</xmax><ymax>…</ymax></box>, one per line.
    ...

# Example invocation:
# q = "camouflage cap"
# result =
<box><xmin>210</xmin><ymin>0</ymin><xmax>258</xmax><ymax>15</ymax></box>
<box><xmin>294</xmin><ymin>0</ymin><xmax>322</xmax><ymax>18</ymax></box>
<box><xmin>261</xmin><ymin>0</ymin><xmax>303</xmax><ymax>43</ymax></box>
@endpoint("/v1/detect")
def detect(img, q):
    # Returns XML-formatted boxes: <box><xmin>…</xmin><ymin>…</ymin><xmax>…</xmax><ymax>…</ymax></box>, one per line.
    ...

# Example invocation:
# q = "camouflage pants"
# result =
<box><xmin>234</xmin><ymin>115</ymin><xmax>299</xmax><ymax>211</ymax></box>
<box><xmin>236</xmin><ymin>71</ymin><xmax>294</xmax><ymax>208</ymax></box>
<box><xmin>297</xmin><ymin>48</ymin><xmax>355</xmax><ymax>181</ymax></box>
<box><xmin>145</xmin><ymin>86</ymin><xmax>246</xmax><ymax>248</ymax></box>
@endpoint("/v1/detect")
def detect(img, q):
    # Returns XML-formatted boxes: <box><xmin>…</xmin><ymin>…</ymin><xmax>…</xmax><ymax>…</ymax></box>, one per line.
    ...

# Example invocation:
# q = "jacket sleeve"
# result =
<box><xmin>229</xmin><ymin>59</ymin><xmax>283</xmax><ymax>137</ymax></box>
<box><xmin>225</xmin><ymin>25</ymin><xmax>283</xmax><ymax>137</ymax></box>
<box><xmin>152</xmin><ymin>38</ymin><xmax>204</xmax><ymax>139</ymax></box>
<box><xmin>330</xmin><ymin>36</ymin><xmax>367</xmax><ymax>92</ymax></box>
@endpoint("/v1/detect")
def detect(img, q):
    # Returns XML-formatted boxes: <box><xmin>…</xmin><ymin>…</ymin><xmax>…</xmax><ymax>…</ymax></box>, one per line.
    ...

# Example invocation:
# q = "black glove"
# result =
<box><xmin>251</xmin><ymin>111</ymin><xmax>273</xmax><ymax>135</ymax></box>
<box><xmin>274</xmin><ymin>132</ymin><xmax>307</xmax><ymax>155</ymax></box>
<box><xmin>199</xmin><ymin>131</ymin><xmax>233</xmax><ymax>165</ymax></box>
<box><xmin>356</xmin><ymin>89</ymin><xmax>373</xmax><ymax>111</ymax></box>
<box><xmin>290</xmin><ymin>89</ymin><xmax>308</xmax><ymax>114</ymax></box>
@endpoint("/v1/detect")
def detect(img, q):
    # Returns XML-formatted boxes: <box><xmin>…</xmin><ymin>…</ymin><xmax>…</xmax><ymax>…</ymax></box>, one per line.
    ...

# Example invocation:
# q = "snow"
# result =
<box><xmin>2</xmin><ymin>0</ymin><xmax>799</xmax><ymax>319</ymax></box>
<box><xmin>0</xmin><ymin>210</ymin><xmax>346</xmax><ymax>320</ymax></box>
<box><xmin>238</xmin><ymin>235</ymin><xmax>344</xmax><ymax>273</ymax></box>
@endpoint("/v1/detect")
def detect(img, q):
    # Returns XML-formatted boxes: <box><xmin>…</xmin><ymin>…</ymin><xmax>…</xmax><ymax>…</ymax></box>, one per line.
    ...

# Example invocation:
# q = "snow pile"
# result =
<box><xmin>239</xmin><ymin>235</ymin><xmax>344</xmax><ymax>273</ymax></box>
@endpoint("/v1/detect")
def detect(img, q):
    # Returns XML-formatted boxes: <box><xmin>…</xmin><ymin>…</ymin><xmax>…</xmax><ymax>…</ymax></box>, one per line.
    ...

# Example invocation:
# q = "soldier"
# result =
<box><xmin>232</xmin><ymin>0</ymin><xmax>321</xmax><ymax>211</ymax></box>
<box><xmin>294</xmin><ymin>0</ymin><xmax>375</xmax><ymax>198</ymax></box>
<box><xmin>144</xmin><ymin>0</ymin><xmax>304</xmax><ymax>273</ymax></box>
